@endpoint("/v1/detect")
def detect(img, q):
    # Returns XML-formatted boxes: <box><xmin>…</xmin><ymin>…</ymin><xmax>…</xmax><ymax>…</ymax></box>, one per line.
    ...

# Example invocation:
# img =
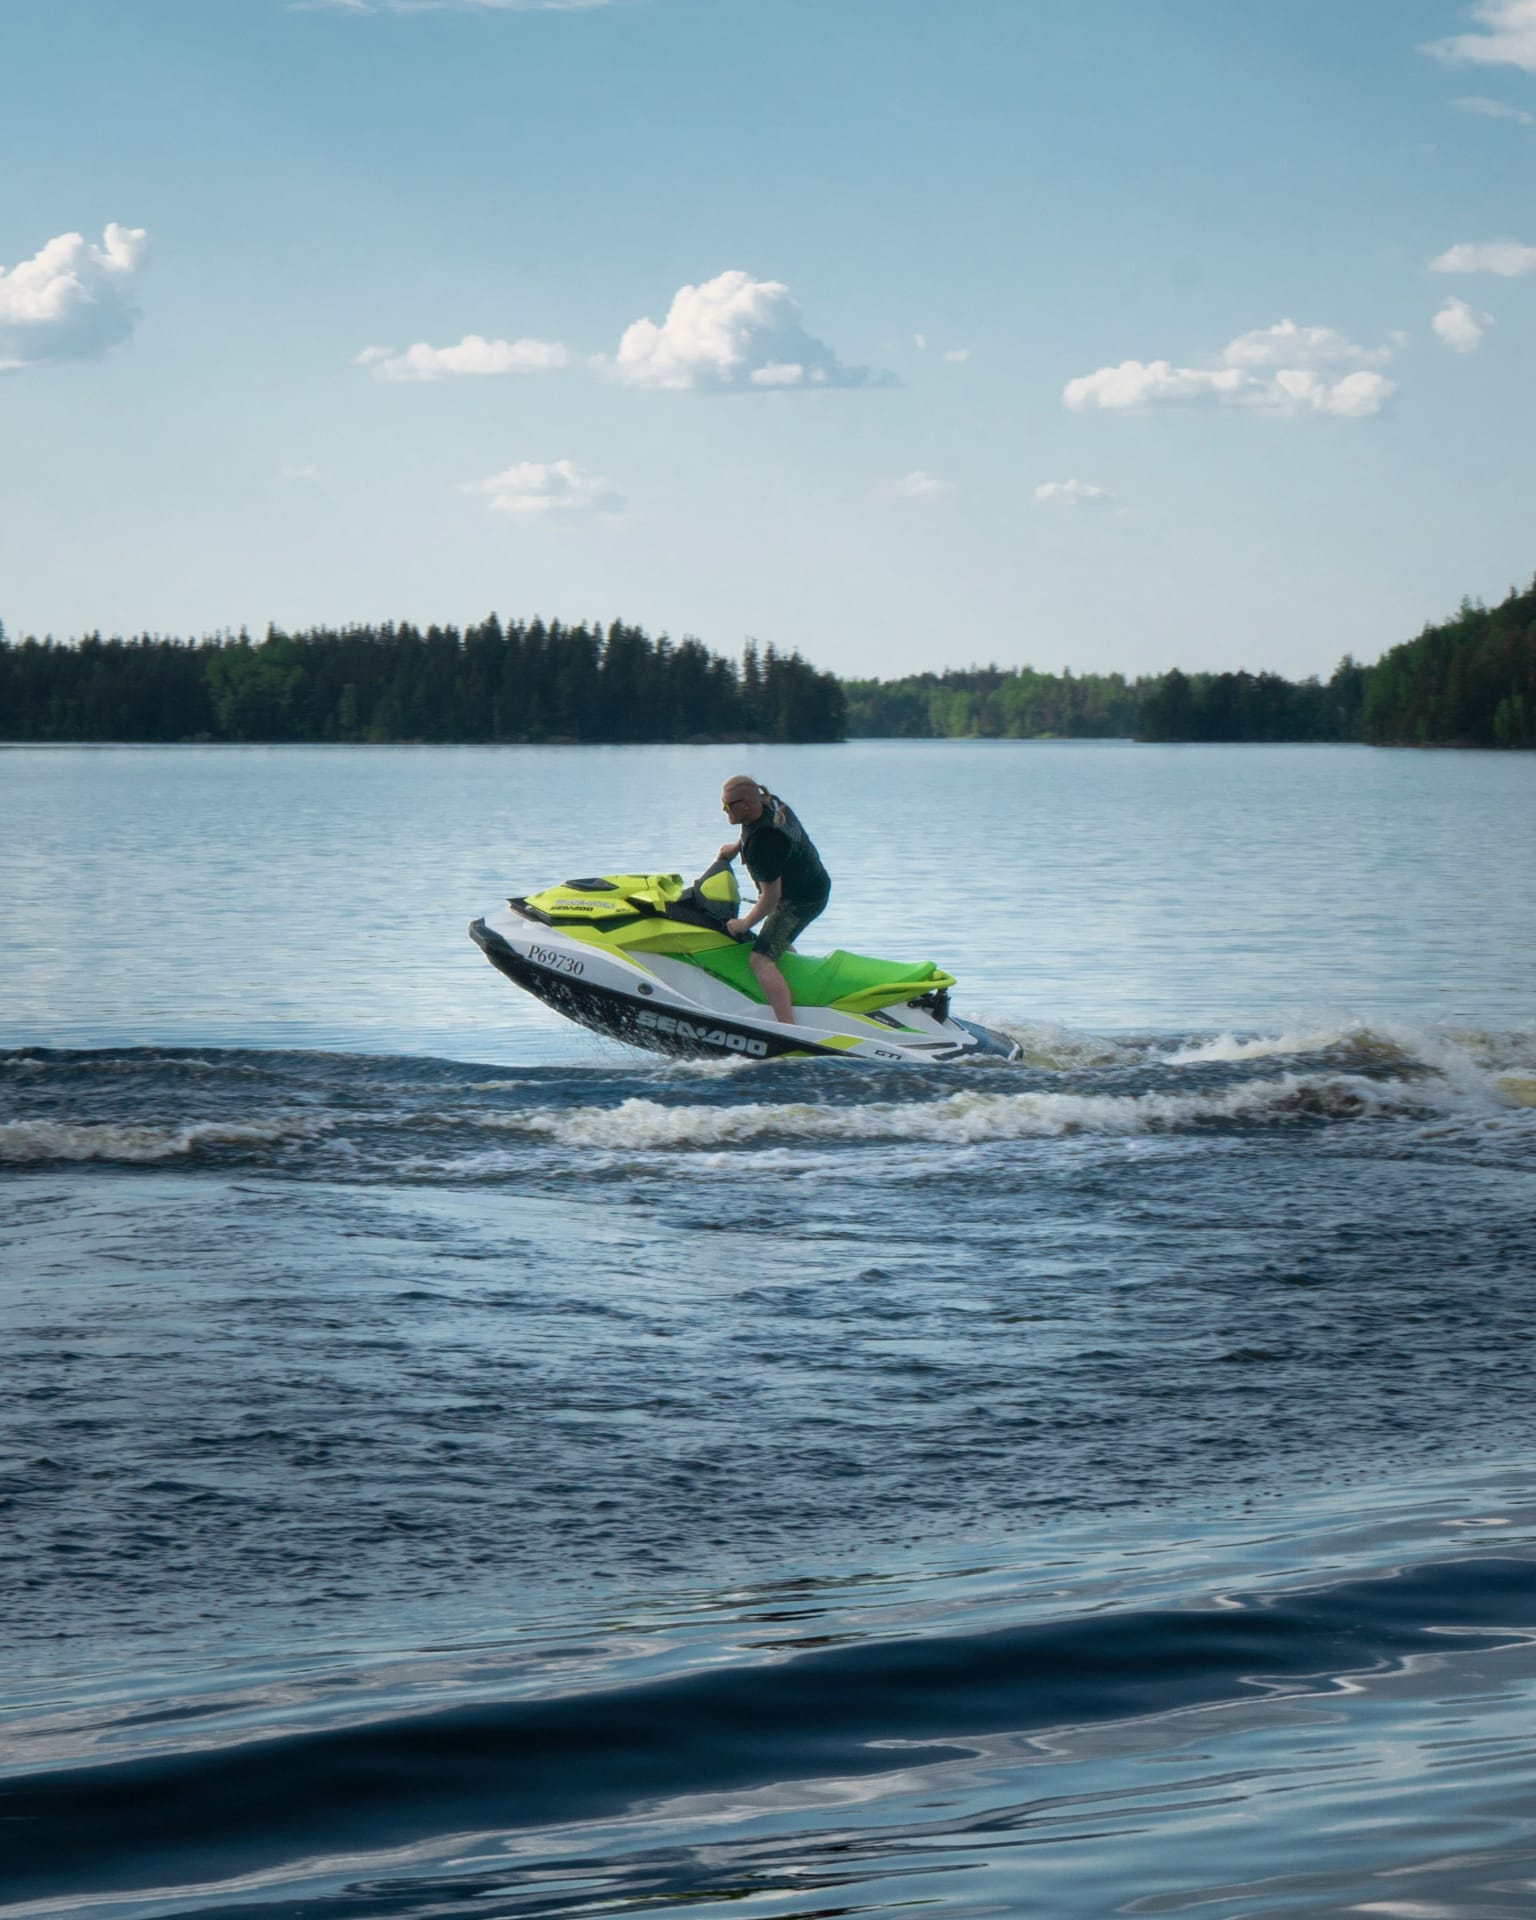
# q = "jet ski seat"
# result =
<box><xmin>684</xmin><ymin>941</ymin><xmax>956</xmax><ymax>1015</ymax></box>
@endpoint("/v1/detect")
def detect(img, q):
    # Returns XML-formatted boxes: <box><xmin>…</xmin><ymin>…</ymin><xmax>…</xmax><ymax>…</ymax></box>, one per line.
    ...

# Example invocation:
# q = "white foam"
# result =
<box><xmin>519</xmin><ymin>1069</ymin><xmax>1489</xmax><ymax>1154</ymax></box>
<box><xmin>987</xmin><ymin>1021</ymin><xmax>1141</xmax><ymax>1070</ymax></box>
<box><xmin>1162</xmin><ymin>1028</ymin><xmax>1359</xmax><ymax>1065</ymax></box>
<box><xmin>1158</xmin><ymin>1021</ymin><xmax>1535</xmax><ymax>1090</ymax></box>
<box><xmin>655</xmin><ymin>1053</ymin><xmax>762</xmax><ymax>1082</ymax></box>
<box><xmin>0</xmin><ymin>1114</ymin><xmax>333</xmax><ymax>1164</ymax></box>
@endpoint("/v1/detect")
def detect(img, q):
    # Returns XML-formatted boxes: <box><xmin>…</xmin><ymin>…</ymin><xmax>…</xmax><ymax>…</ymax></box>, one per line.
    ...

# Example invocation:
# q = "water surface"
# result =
<box><xmin>6</xmin><ymin>740</ymin><xmax>1534</xmax><ymax>1051</ymax></box>
<box><xmin>2</xmin><ymin>742</ymin><xmax>1534</xmax><ymax>1918</ymax></box>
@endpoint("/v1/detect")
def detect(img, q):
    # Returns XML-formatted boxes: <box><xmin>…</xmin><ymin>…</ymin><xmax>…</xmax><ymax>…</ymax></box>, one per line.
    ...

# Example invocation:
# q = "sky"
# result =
<box><xmin>2</xmin><ymin>0</ymin><xmax>1535</xmax><ymax>681</ymax></box>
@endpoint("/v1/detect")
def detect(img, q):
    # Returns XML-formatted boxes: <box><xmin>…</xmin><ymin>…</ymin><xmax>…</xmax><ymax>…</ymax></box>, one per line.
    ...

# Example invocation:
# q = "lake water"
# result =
<box><xmin>3</xmin><ymin>740</ymin><xmax>1535</xmax><ymax>1919</ymax></box>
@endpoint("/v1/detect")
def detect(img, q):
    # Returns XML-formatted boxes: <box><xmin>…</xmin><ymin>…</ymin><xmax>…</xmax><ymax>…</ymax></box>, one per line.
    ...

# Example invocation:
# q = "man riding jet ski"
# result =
<box><xmin>716</xmin><ymin>774</ymin><xmax>832</xmax><ymax>1025</ymax></box>
<box><xmin>468</xmin><ymin>859</ymin><xmax>1020</xmax><ymax>1065</ymax></box>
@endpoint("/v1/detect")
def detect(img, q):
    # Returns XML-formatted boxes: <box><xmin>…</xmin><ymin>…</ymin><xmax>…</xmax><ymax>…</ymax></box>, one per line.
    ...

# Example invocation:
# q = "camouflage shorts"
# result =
<box><xmin>753</xmin><ymin>894</ymin><xmax>828</xmax><ymax>965</ymax></box>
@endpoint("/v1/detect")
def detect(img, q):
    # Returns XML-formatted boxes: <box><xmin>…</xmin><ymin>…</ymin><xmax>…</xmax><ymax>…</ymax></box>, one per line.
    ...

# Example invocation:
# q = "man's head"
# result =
<box><xmin>721</xmin><ymin>775</ymin><xmax>766</xmax><ymax>825</ymax></box>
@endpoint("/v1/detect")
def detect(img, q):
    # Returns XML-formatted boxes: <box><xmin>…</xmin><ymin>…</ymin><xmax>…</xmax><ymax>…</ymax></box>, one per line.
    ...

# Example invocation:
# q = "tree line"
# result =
<box><xmin>846</xmin><ymin>577</ymin><xmax>1536</xmax><ymax>748</ymax></box>
<box><xmin>843</xmin><ymin>665</ymin><xmax>1143</xmax><ymax>739</ymax></box>
<box><xmin>2</xmin><ymin>578</ymin><xmax>1533</xmax><ymax>748</ymax></box>
<box><xmin>0</xmin><ymin>619</ymin><xmax>846</xmax><ymax>746</ymax></box>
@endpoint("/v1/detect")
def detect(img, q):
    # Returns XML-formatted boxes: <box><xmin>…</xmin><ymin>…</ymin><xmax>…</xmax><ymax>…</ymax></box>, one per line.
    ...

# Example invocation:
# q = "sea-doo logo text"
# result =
<box><xmin>528</xmin><ymin>945</ymin><xmax>585</xmax><ymax>976</ymax></box>
<box><xmin>636</xmin><ymin>1009</ymin><xmax>769</xmax><ymax>1057</ymax></box>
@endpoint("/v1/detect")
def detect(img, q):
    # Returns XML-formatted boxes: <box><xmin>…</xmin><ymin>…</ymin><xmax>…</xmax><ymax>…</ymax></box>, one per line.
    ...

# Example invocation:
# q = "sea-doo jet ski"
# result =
<box><xmin>469</xmin><ymin>860</ymin><xmax>1020</xmax><ymax>1063</ymax></box>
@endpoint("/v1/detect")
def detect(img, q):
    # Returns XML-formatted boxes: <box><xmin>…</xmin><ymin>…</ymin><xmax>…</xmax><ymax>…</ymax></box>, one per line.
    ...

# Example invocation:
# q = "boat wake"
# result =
<box><xmin>2</xmin><ymin>1021</ymin><xmax>1531</xmax><ymax>1176</ymax></box>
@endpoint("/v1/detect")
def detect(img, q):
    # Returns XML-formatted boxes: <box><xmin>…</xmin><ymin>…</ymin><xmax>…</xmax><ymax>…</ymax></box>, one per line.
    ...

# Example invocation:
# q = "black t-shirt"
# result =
<box><xmin>742</xmin><ymin>797</ymin><xmax>830</xmax><ymax>907</ymax></box>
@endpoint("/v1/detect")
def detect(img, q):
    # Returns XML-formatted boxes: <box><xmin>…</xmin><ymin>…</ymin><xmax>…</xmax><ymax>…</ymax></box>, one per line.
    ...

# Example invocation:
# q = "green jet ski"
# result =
<box><xmin>469</xmin><ymin>859</ymin><xmax>1019</xmax><ymax>1063</ymax></box>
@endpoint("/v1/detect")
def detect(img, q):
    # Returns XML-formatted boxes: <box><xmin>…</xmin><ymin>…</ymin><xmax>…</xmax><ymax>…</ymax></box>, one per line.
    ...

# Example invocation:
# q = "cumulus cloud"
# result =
<box><xmin>876</xmin><ymin>471</ymin><xmax>956</xmax><ymax>499</ymax></box>
<box><xmin>1424</xmin><ymin>0</ymin><xmax>1536</xmax><ymax>71</ymax></box>
<box><xmin>1429</xmin><ymin>238</ymin><xmax>1536</xmax><ymax>273</ymax></box>
<box><xmin>1222</xmin><ymin>319</ymin><xmax>1391</xmax><ymax>369</ymax></box>
<box><xmin>467</xmin><ymin>459</ymin><xmax>623</xmax><ymax>520</ymax></box>
<box><xmin>1433</xmin><ymin>295</ymin><xmax>1493</xmax><ymax>350</ymax></box>
<box><xmin>1064</xmin><ymin>361</ymin><xmax>1247</xmax><ymax>409</ymax></box>
<box><xmin>1064</xmin><ymin>319</ymin><xmax>1397</xmax><ymax>418</ymax></box>
<box><xmin>1034</xmin><ymin>479</ymin><xmax>1111</xmax><ymax>507</ymax></box>
<box><xmin>358</xmin><ymin>334</ymin><xmax>569</xmax><ymax>381</ymax></box>
<box><xmin>1266</xmin><ymin>369</ymin><xmax>1397</xmax><ymax>416</ymax></box>
<box><xmin>1452</xmin><ymin>92</ymin><xmax>1535</xmax><ymax>119</ymax></box>
<box><xmin>610</xmin><ymin>270</ymin><xmax>887</xmax><ymax>392</ymax></box>
<box><xmin>0</xmin><ymin>222</ymin><xmax>148</xmax><ymax>373</ymax></box>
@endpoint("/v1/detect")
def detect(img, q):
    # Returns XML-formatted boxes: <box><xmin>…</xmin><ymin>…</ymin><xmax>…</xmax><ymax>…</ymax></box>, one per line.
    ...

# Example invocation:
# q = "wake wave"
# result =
<box><xmin>2</xmin><ymin>1027</ymin><xmax>1530</xmax><ymax>1172</ymax></box>
<box><xmin>523</xmin><ymin>1070</ymin><xmax>1471</xmax><ymax>1152</ymax></box>
<box><xmin>0</xmin><ymin>1113</ymin><xmax>335</xmax><ymax>1164</ymax></box>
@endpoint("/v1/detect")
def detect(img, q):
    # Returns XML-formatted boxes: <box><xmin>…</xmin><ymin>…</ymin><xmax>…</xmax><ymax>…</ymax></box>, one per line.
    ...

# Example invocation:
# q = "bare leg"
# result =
<box><xmin>749</xmin><ymin>952</ymin><xmax>796</xmax><ymax>1025</ymax></box>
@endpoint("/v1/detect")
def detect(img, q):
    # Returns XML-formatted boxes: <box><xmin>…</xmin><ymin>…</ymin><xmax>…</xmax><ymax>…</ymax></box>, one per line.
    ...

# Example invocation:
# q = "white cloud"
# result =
<box><xmin>1064</xmin><ymin>320</ymin><xmax>1397</xmax><ymax>418</ymax></box>
<box><xmin>1221</xmin><ymin>319</ymin><xmax>1391</xmax><ymax>370</ymax></box>
<box><xmin>1268</xmin><ymin>368</ymin><xmax>1397</xmax><ymax>417</ymax></box>
<box><xmin>1424</xmin><ymin>0</ymin><xmax>1536</xmax><ymax>71</ymax></box>
<box><xmin>610</xmin><ymin>270</ymin><xmax>887</xmax><ymax>392</ymax></box>
<box><xmin>1429</xmin><ymin>238</ymin><xmax>1536</xmax><ymax>273</ymax></box>
<box><xmin>1034</xmin><ymin>479</ymin><xmax>1110</xmax><ymax>507</ymax></box>
<box><xmin>913</xmin><ymin>332</ymin><xmax>929</xmax><ymax>351</ymax></box>
<box><xmin>876</xmin><ymin>471</ymin><xmax>956</xmax><ymax>499</ymax></box>
<box><xmin>279</xmin><ymin>463</ymin><xmax>324</xmax><ymax>480</ymax></box>
<box><xmin>1064</xmin><ymin>360</ymin><xmax>1248</xmax><ymax>409</ymax></box>
<box><xmin>358</xmin><ymin>333</ymin><xmax>569</xmax><ymax>381</ymax></box>
<box><xmin>748</xmin><ymin>362</ymin><xmax>808</xmax><ymax>387</ymax></box>
<box><xmin>941</xmin><ymin>347</ymin><xmax>971</xmax><ymax>363</ymax></box>
<box><xmin>467</xmin><ymin>459</ymin><xmax>623</xmax><ymax>520</ymax></box>
<box><xmin>0</xmin><ymin>222</ymin><xmax>148</xmax><ymax>373</ymax></box>
<box><xmin>1432</xmin><ymin>295</ymin><xmax>1492</xmax><ymax>350</ymax></box>
<box><xmin>1452</xmin><ymin>92</ymin><xmax>1535</xmax><ymax>119</ymax></box>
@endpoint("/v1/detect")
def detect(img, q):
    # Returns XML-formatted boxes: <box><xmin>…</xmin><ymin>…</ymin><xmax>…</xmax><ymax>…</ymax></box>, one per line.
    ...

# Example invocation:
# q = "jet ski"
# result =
<box><xmin>469</xmin><ymin>860</ymin><xmax>1020</xmax><ymax>1063</ymax></box>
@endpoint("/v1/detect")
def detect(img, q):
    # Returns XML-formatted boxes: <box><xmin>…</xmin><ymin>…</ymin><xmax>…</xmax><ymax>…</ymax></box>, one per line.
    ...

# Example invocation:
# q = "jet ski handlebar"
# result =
<box><xmin>677</xmin><ymin>858</ymin><xmax>751</xmax><ymax>940</ymax></box>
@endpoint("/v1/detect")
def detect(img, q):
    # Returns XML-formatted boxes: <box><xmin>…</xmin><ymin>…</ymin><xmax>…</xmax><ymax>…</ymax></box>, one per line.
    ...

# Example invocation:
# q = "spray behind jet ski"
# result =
<box><xmin>470</xmin><ymin>860</ymin><xmax>1019</xmax><ymax>1064</ymax></box>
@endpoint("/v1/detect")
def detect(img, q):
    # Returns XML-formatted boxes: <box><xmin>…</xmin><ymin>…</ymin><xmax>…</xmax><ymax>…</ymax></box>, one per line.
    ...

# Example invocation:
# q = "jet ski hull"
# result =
<box><xmin>471</xmin><ymin>916</ymin><xmax>819</xmax><ymax>1061</ymax></box>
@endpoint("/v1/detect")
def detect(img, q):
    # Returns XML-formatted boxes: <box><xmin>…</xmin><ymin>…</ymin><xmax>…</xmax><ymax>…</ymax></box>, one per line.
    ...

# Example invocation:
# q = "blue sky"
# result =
<box><xmin>3</xmin><ymin>0</ymin><xmax>1534</xmax><ymax>678</ymax></box>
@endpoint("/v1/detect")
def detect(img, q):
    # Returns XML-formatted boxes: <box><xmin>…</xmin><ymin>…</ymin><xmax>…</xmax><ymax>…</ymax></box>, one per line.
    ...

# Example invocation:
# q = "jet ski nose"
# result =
<box><xmin>468</xmin><ymin>917</ymin><xmax>489</xmax><ymax>950</ymax></box>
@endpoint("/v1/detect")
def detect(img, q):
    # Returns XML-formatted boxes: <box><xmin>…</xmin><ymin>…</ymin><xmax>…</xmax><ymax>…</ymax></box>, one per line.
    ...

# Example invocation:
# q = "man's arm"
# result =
<box><xmin>727</xmin><ymin>875</ymin><xmax>780</xmax><ymax>937</ymax></box>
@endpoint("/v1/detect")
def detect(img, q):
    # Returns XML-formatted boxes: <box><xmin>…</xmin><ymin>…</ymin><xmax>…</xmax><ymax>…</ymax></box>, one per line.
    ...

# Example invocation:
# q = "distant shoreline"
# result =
<box><xmin>3</xmin><ymin>579</ymin><xmax>1533</xmax><ymax>749</ymax></box>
